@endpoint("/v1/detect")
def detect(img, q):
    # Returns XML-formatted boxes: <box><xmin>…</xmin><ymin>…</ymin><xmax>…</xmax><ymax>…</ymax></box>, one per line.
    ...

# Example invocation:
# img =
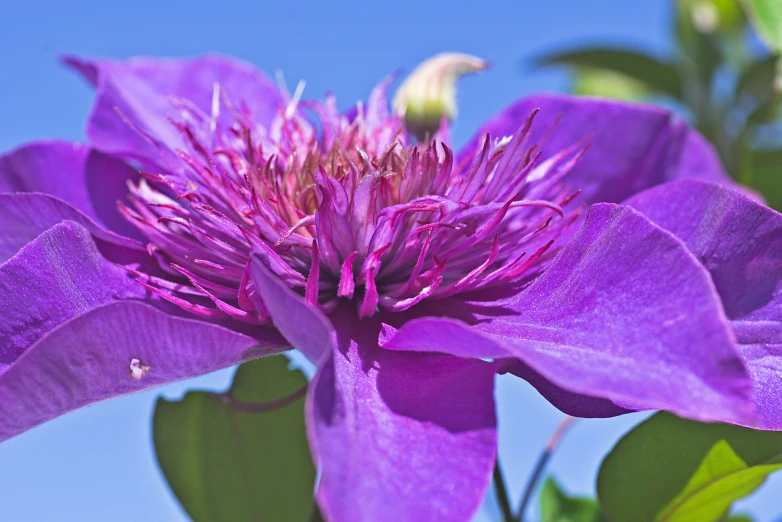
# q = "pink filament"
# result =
<box><xmin>122</xmin><ymin>82</ymin><xmax>582</xmax><ymax>323</ymax></box>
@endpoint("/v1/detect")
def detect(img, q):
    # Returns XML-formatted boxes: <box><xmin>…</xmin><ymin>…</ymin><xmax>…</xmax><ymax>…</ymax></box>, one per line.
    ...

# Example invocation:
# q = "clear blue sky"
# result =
<box><xmin>0</xmin><ymin>1</ymin><xmax>779</xmax><ymax>520</ymax></box>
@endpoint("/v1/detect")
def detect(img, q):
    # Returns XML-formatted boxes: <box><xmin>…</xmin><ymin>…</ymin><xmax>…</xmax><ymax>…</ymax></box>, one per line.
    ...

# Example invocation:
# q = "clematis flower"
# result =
<box><xmin>1</xmin><ymin>52</ymin><xmax>780</xmax><ymax>521</ymax></box>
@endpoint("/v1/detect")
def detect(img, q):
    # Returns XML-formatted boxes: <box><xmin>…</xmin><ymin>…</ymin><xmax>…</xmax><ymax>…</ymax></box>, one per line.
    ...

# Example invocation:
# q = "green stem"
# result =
<box><xmin>515</xmin><ymin>416</ymin><xmax>576</xmax><ymax>522</ymax></box>
<box><xmin>220</xmin><ymin>384</ymin><xmax>307</xmax><ymax>413</ymax></box>
<box><xmin>494</xmin><ymin>461</ymin><xmax>514</xmax><ymax>522</ymax></box>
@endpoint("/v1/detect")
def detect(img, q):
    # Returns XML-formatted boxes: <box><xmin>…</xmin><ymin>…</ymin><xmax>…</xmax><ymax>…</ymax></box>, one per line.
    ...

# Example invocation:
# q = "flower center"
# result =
<box><xmin>120</xmin><ymin>88</ymin><xmax>583</xmax><ymax>324</ymax></box>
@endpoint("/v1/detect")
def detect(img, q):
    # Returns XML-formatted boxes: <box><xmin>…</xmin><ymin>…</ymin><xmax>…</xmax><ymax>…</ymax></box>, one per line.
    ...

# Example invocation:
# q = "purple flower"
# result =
<box><xmin>1</xmin><ymin>52</ymin><xmax>780</xmax><ymax>521</ymax></box>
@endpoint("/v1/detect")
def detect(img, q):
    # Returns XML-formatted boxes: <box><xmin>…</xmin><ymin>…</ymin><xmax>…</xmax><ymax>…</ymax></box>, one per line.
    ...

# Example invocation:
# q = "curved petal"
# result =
<box><xmin>0</xmin><ymin>193</ymin><xmax>144</xmax><ymax>264</ymax></box>
<box><xmin>674</xmin><ymin>128</ymin><xmax>730</xmax><ymax>183</ymax></box>
<box><xmin>1</xmin><ymin>220</ymin><xmax>152</xmax><ymax>369</ymax></box>
<box><xmin>64</xmin><ymin>54</ymin><xmax>283</xmax><ymax>171</ymax></box>
<box><xmin>0</xmin><ymin>140</ymin><xmax>143</xmax><ymax>241</ymax></box>
<box><xmin>0</xmin><ymin>300</ymin><xmax>282</xmax><ymax>442</ymax></box>
<box><xmin>626</xmin><ymin>179</ymin><xmax>782</xmax><ymax>428</ymax></box>
<box><xmin>249</xmin><ymin>254</ymin><xmax>333</xmax><ymax>363</ymax></box>
<box><xmin>310</xmin><ymin>308</ymin><xmax>497</xmax><ymax>522</ymax></box>
<box><xmin>249</xmin><ymin>257</ymin><xmax>497</xmax><ymax>522</ymax></box>
<box><xmin>458</xmin><ymin>94</ymin><xmax>733</xmax><ymax>205</ymax></box>
<box><xmin>498</xmin><ymin>360</ymin><xmax>631</xmax><ymax>418</ymax></box>
<box><xmin>384</xmin><ymin>203</ymin><xmax>754</xmax><ymax>425</ymax></box>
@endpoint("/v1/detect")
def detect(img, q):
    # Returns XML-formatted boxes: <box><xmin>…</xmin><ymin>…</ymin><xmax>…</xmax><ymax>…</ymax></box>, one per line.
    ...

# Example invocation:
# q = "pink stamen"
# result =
<box><xmin>121</xmin><ymin>83</ymin><xmax>584</xmax><ymax>323</ymax></box>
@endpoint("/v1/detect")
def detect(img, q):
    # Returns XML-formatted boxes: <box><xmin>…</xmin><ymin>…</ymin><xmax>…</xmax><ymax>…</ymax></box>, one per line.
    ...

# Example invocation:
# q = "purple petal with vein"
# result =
<box><xmin>626</xmin><ymin>179</ymin><xmax>782</xmax><ymax>428</ymax></box>
<box><xmin>1</xmin><ymin>221</ymin><xmax>152</xmax><ymax>370</ymax></box>
<box><xmin>64</xmin><ymin>54</ymin><xmax>283</xmax><ymax>171</ymax></box>
<box><xmin>384</xmin><ymin>203</ymin><xmax>754</xmax><ymax>425</ymax></box>
<box><xmin>310</xmin><ymin>310</ymin><xmax>497</xmax><ymax>522</ymax></box>
<box><xmin>0</xmin><ymin>193</ymin><xmax>144</xmax><ymax>264</ymax></box>
<box><xmin>498</xmin><ymin>360</ymin><xmax>631</xmax><ymax>418</ymax></box>
<box><xmin>459</xmin><ymin>94</ymin><xmax>733</xmax><ymax>205</ymax></box>
<box><xmin>0</xmin><ymin>140</ymin><xmax>143</xmax><ymax>241</ymax></box>
<box><xmin>0</xmin><ymin>300</ymin><xmax>281</xmax><ymax>442</ymax></box>
<box><xmin>250</xmin><ymin>256</ymin><xmax>497</xmax><ymax>522</ymax></box>
<box><xmin>249</xmin><ymin>254</ymin><xmax>333</xmax><ymax>363</ymax></box>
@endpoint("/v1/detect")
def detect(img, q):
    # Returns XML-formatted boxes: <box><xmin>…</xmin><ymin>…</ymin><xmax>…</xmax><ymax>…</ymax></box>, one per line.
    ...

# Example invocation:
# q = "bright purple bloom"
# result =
<box><xmin>1</xmin><ymin>53</ymin><xmax>780</xmax><ymax>521</ymax></box>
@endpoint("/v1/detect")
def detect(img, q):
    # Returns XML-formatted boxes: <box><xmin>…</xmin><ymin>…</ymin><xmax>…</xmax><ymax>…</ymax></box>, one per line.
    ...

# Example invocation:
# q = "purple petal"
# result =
<box><xmin>0</xmin><ymin>140</ymin><xmax>143</xmax><ymax>241</ymax></box>
<box><xmin>0</xmin><ymin>300</ymin><xmax>282</xmax><ymax>442</ymax></box>
<box><xmin>459</xmin><ymin>94</ymin><xmax>733</xmax><ymax>205</ymax></box>
<box><xmin>0</xmin><ymin>193</ymin><xmax>144</xmax><ymax>264</ymax></box>
<box><xmin>249</xmin><ymin>254</ymin><xmax>333</xmax><ymax>363</ymax></box>
<box><xmin>249</xmin><ymin>256</ymin><xmax>497</xmax><ymax>522</ymax></box>
<box><xmin>498</xmin><ymin>360</ymin><xmax>631</xmax><ymax>418</ymax></box>
<box><xmin>0</xmin><ymin>221</ymin><xmax>150</xmax><ymax>369</ymax></box>
<box><xmin>626</xmin><ymin>179</ymin><xmax>782</xmax><ymax>428</ymax></box>
<box><xmin>384</xmin><ymin>203</ymin><xmax>754</xmax><ymax>425</ymax></box>
<box><xmin>64</xmin><ymin>54</ymin><xmax>283</xmax><ymax>170</ymax></box>
<box><xmin>309</xmin><ymin>312</ymin><xmax>497</xmax><ymax>522</ymax></box>
<box><xmin>673</xmin><ymin>128</ymin><xmax>728</xmax><ymax>183</ymax></box>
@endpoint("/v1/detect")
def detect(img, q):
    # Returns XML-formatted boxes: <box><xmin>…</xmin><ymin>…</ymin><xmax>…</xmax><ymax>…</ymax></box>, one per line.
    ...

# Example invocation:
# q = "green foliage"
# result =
<box><xmin>655</xmin><ymin>440</ymin><xmax>782</xmax><ymax>521</ymax></box>
<box><xmin>743</xmin><ymin>0</ymin><xmax>782</xmax><ymax>51</ymax></box>
<box><xmin>680</xmin><ymin>0</ymin><xmax>746</xmax><ymax>32</ymax></box>
<box><xmin>532</xmin><ymin>0</ymin><xmax>782</xmax><ymax>208</ymax></box>
<box><xmin>676</xmin><ymin>0</ymin><xmax>724</xmax><ymax>87</ymax></box>
<box><xmin>534</xmin><ymin>48</ymin><xmax>683</xmax><ymax>99</ymax></box>
<box><xmin>741</xmin><ymin>147</ymin><xmax>782</xmax><ymax>208</ymax></box>
<box><xmin>539</xmin><ymin>478</ymin><xmax>609</xmax><ymax>522</ymax></box>
<box><xmin>571</xmin><ymin>68</ymin><xmax>649</xmax><ymax>101</ymax></box>
<box><xmin>735</xmin><ymin>55</ymin><xmax>778</xmax><ymax>101</ymax></box>
<box><xmin>721</xmin><ymin>515</ymin><xmax>756</xmax><ymax>521</ymax></box>
<box><xmin>153</xmin><ymin>355</ymin><xmax>316</xmax><ymax>522</ymax></box>
<box><xmin>597</xmin><ymin>412</ymin><xmax>782</xmax><ymax>522</ymax></box>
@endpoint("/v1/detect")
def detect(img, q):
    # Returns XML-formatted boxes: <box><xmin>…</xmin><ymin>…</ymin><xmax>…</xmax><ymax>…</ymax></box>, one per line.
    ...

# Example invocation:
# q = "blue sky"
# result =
<box><xmin>0</xmin><ymin>0</ymin><xmax>779</xmax><ymax>520</ymax></box>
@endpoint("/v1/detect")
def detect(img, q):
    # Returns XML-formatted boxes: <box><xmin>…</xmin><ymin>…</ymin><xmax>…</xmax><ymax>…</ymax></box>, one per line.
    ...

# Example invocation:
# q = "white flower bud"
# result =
<box><xmin>393</xmin><ymin>53</ymin><xmax>488</xmax><ymax>141</ymax></box>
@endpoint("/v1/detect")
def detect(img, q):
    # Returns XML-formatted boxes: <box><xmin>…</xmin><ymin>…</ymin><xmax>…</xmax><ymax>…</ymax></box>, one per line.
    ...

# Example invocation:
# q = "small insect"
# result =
<box><xmin>128</xmin><ymin>358</ymin><xmax>151</xmax><ymax>380</ymax></box>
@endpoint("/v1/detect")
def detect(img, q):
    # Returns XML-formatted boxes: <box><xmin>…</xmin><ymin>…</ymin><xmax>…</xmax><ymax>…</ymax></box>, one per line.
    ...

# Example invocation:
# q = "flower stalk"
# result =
<box><xmin>220</xmin><ymin>384</ymin><xmax>308</xmax><ymax>413</ymax></box>
<box><xmin>516</xmin><ymin>416</ymin><xmax>576</xmax><ymax>522</ymax></box>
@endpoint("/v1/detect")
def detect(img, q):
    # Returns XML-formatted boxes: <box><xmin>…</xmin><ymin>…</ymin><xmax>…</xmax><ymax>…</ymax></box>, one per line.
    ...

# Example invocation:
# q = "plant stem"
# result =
<box><xmin>494</xmin><ymin>461</ymin><xmax>514</xmax><ymax>522</ymax></box>
<box><xmin>220</xmin><ymin>384</ymin><xmax>307</xmax><ymax>413</ymax></box>
<box><xmin>515</xmin><ymin>416</ymin><xmax>576</xmax><ymax>522</ymax></box>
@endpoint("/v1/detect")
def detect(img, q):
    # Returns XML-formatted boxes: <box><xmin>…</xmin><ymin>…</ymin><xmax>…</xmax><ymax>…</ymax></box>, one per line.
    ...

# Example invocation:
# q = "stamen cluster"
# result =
<box><xmin>121</xmin><ymin>85</ymin><xmax>583</xmax><ymax>324</ymax></box>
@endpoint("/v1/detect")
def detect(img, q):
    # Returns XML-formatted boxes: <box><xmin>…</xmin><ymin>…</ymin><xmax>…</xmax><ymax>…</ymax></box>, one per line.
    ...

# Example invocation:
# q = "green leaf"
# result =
<box><xmin>741</xmin><ymin>147</ymin><xmax>782</xmax><ymax>209</ymax></box>
<box><xmin>743</xmin><ymin>0</ymin><xmax>782</xmax><ymax>52</ymax></box>
<box><xmin>153</xmin><ymin>355</ymin><xmax>315</xmax><ymax>522</ymax></box>
<box><xmin>655</xmin><ymin>440</ymin><xmax>782</xmax><ymax>521</ymax></box>
<box><xmin>540</xmin><ymin>477</ymin><xmax>609</xmax><ymax>522</ymax></box>
<box><xmin>720</xmin><ymin>514</ymin><xmax>755</xmax><ymax>521</ymax></box>
<box><xmin>597</xmin><ymin>412</ymin><xmax>782</xmax><ymax>522</ymax></box>
<box><xmin>571</xmin><ymin>68</ymin><xmax>650</xmax><ymax>101</ymax></box>
<box><xmin>533</xmin><ymin>48</ymin><xmax>683</xmax><ymax>99</ymax></box>
<box><xmin>735</xmin><ymin>55</ymin><xmax>778</xmax><ymax>102</ymax></box>
<box><xmin>745</xmin><ymin>98</ymin><xmax>782</xmax><ymax>127</ymax></box>
<box><xmin>674</xmin><ymin>3</ymin><xmax>723</xmax><ymax>85</ymax></box>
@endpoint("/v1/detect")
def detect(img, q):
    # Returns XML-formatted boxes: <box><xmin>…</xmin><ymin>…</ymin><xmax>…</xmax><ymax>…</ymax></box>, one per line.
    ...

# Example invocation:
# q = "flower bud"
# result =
<box><xmin>679</xmin><ymin>0</ymin><xmax>743</xmax><ymax>34</ymax></box>
<box><xmin>393</xmin><ymin>53</ymin><xmax>488</xmax><ymax>141</ymax></box>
